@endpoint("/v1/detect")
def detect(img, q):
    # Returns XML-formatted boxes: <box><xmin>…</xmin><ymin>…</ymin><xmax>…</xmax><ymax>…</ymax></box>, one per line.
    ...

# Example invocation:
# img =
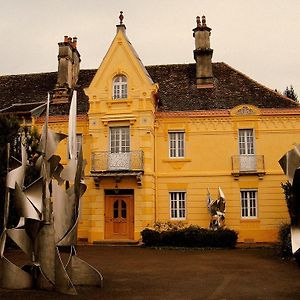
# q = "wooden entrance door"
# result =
<box><xmin>104</xmin><ymin>195</ymin><xmax>134</xmax><ymax>240</ymax></box>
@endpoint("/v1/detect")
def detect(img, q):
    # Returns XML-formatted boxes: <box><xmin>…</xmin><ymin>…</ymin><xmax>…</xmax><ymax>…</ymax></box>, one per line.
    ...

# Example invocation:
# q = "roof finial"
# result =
<box><xmin>196</xmin><ymin>16</ymin><xmax>201</xmax><ymax>27</ymax></box>
<box><xmin>119</xmin><ymin>11</ymin><xmax>124</xmax><ymax>25</ymax></box>
<box><xmin>202</xmin><ymin>15</ymin><xmax>206</xmax><ymax>27</ymax></box>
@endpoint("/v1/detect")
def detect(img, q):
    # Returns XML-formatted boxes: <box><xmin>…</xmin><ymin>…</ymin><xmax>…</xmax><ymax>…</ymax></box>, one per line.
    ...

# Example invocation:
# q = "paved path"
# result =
<box><xmin>1</xmin><ymin>246</ymin><xmax>300</xmax><ymax>299</ymax></box>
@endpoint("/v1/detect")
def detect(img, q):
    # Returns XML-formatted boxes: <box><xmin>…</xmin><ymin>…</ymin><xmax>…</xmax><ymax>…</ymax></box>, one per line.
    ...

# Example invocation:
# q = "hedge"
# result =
<box><xmin>141</xmin><ymin>226</ymin><xmax>238</xmax><ymax>248</ymax></box>
<box><xmin>278</xmin><ymin>223</ymin><xmax>293</xmax><ymax>259</ymax></box>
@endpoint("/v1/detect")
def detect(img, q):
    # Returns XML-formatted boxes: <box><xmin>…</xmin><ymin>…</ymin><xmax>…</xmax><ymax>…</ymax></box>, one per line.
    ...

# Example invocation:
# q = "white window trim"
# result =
<box><xmin>240</xmin><ymin>189</ymin><xmax>258</xmax><ymax>219</ymax></box>
<box><xmin>168</xmin><ymin>130</ymin><xmax>185</xmax><ymax>158</ymax></box>
<box><xmin>238</xmin><ymin>128</ymin><xmax>256</xmax><ymax>156</ymax></box>
<box><xmin>109</xmin><ymin>126</ymin><xmax>130</xmax><ymax>153</ymax></box>
<box><xmin>169</xmin><ymin>191</ymin><xmax>186</xmax><ymax>220</ymax></box>
<box><xmin>112</xmin><ymin>75</ymin><xmax>128</xmax><ymax>100</ymax></box>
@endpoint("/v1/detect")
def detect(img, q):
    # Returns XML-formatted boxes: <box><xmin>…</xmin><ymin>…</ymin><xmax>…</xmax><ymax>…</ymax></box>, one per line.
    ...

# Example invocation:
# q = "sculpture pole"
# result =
<box><xmin>2</xmin><ymin>143</ymin><xmax>10</xmax><ymax>231</ymax></box>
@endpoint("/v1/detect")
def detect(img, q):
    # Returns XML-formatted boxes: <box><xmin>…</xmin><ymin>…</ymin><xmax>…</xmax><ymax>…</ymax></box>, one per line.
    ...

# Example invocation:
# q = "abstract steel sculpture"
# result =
<box><xmin>0</xmin><ymin>91</ymin><xmax>103</xmax><ymax>295</ymax></box>
<box><xmin>279</xmin><ymin>145</ymin><xmax>300</xmax><ymax>257</ymax></box>
<box><xmin>207</xmin><ymin>187</ymin><xmax>226</xmax><ymax>230</ymax></box>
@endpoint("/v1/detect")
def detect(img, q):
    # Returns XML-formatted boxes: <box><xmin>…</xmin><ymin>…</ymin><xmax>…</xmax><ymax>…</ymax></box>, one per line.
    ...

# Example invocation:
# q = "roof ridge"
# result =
<box><xmin>146</xmin><ymin>63</ymin><xmax>195</xmax><ymax>68</ymax></box>
<box><xmin>0</xmin><ymin>71</ymin><xmax>57</xmax><ymax>78</ymax></box>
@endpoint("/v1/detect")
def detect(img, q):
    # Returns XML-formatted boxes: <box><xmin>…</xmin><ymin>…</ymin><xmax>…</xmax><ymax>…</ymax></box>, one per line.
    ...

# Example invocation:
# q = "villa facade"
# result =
<box><xmin>0</xmin><ymin>14</ymin><xmax>299</xmax><ymax>243</ymax></box>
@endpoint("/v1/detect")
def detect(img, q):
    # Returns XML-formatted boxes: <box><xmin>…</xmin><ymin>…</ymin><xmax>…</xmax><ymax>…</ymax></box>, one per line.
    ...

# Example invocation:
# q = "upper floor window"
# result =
<box><xmin>239</xmin><ymin>129</ymin><xmax>254</xmax><ymax>155</ymax></box>
<box><xmin>110</xmin><ymin>127</ymin><xmax>130</xmax><ymax>153</ymax></box>
<box><xmin>113</xmin><ymin>75</ymin><xmax>127</xmax><ymax>99</ymax></box>
<box><xmin>169</xmin><ymin>131</ymin><xmax>185</xmax><ymax>158</ymax></box>
<box><xmin>109</xmin><ymin>127</ymin><xmax>130</xmax><ymax>170</ymax></box>
<box><xmin>238</xmin><ymin>129</ymin><xmax>256</xmax><ymax>172</ymax></box>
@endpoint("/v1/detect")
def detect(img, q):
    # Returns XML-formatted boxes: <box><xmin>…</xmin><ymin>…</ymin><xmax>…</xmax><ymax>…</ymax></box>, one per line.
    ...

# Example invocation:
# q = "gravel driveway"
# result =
<box><xmin>1</xmin><ymin>245</ymin><xmax>300</xmax><ymax>299</ymax></box>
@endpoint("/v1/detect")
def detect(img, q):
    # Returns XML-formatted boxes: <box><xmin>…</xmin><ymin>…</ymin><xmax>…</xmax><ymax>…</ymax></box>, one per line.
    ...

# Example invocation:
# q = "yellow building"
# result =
<box><xmin>1</xmin><ymin>14</ymin><xmax>299</xmax><ymax>243</ymax></box>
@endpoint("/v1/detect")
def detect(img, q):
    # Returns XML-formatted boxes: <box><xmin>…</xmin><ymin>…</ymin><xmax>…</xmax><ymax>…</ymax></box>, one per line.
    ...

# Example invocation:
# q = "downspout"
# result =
<box><xmin>154</xmin><ymin>119</ymin><xmax>157</xmax><ymax>223</ymax></box>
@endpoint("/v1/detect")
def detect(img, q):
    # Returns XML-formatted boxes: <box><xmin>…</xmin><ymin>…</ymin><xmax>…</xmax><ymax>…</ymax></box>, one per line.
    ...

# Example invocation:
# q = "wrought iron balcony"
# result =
<box><xmin>231</xmin><ymin>155</ymin><xmax>265</xmax><ymax>177</ymax></box>
<box><xmin>91</xmin><ymin>150</ymin><xmax>144</xmax><ymax>173</ymax></box>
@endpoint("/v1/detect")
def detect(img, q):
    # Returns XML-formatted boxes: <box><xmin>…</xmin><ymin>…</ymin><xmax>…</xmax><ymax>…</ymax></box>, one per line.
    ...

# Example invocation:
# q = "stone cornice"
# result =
<box><xmin>156</xmin><ymin>108</ymin><xmax>300</xmax><ymax>119</ymax></box>
<box><xmin>35</xmin><ymin>114</ymin><xmax>88</xmax><ymax>124</ymax></box>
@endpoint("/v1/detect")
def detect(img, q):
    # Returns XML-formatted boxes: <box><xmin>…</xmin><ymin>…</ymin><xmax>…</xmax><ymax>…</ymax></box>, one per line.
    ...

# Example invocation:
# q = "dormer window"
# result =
<box><xmin>113</xmin><ymin>75</ymin><xmax>127</xmax><ymax>99</ymax></box>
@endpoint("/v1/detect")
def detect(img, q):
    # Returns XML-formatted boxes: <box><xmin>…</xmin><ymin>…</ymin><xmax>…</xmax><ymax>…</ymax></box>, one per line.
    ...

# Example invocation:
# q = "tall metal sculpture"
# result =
<box><xmin>0</xmin><ymin>91</ymin><xmax>103</xmax><ymax>295</ymax></box>
<box><xmin>279</xmin><ymin>145</ymin><xmax>300</xmax><ymax>257</ymax></box>
<box><xmin>207</xmin><ymin>187</ymin><xmax>226</xmax><ymax>230</ymax></box>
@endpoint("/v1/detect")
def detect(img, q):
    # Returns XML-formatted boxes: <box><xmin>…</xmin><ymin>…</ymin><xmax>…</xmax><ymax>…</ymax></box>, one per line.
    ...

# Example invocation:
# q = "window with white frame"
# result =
<box><xmin>170</xmin><ymin>191</ymin><xmax>186</xmax><ymax>219</ymax></box>
<box><xmin>113</xmin><ymin>75</ymin><xmax>127</xmax><ymax>99</ymax></box>
<box><xmin>110</xmin><ymin>127</ymin><xmax>130</xmax><ymax>153</ymax></box>
<box><xmin>239</xmin><ymin>129</ymin><xmax>254</xmax><ymax>155</ymax></box>
<box><xmin>241</xmin><ymin>190</ymin><xmax>257</xmax><ymax>218</ymax></box>
<box><xmin>238</xmin><ymin>129</ymin><xmax>256</xmax><ymax>172</ymax></box>
<box><xmin>169</xmin><ymin>131</ymin><xmax>185</xmax><ymax>158</ymax></box>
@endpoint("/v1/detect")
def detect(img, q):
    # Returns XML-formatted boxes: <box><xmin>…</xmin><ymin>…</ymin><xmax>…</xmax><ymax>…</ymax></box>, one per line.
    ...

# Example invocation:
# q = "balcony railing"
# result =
<box><xmin>91</xmin><ymin>151</ymin><xmax>144</xmax><ymax>172</ymax></box>
<box><xmin>231</xmin><ymin>155</ymin><xmax>265</xmax><ymax>176</ymax></box>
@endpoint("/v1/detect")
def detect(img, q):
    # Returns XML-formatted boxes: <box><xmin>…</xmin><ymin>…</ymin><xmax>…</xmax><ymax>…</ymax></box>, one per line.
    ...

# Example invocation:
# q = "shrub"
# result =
<box><xmin>153</xmin><ymin>221</ymin><xmax>187</xmax><ymax>232</ymax></box>
<box><xmin>141</xmin><ymin>228</ymin><xmax>161</xmax><ymax>246</ymax></box>
<box><xmin>278</xmin><ymin>223</ymin><xmax>292</xmax><ymax>259</ymax></box>
<box><xmin>161</xmin><ymin>229</ymin><xmax>185</xmax><ymax>247</ymax></box>
<box><xmin>141</xmin><ymin>226</ymin><xmax>238</xmax><ymax>248</ymax></box>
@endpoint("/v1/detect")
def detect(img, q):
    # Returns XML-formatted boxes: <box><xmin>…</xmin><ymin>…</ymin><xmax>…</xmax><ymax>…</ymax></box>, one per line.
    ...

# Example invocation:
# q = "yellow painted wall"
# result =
<box><xmin>82</xmin><ymin>26</ymin><xmax>157</xmax><ymax>243</ymax></box>
<box><xmin>33</xmin><ymin>28</ymin><xmax>300</xmax><ymax>244</ymax></box>
<box><xmin>155</xmin><ymin>109</ymin><xmax>300</xmax><ymax>242</ymax></box>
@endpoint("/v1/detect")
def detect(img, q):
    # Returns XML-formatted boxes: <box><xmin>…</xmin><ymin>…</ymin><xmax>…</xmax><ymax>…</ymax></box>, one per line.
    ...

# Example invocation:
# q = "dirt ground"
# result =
<box><xmin>1</xmin><ymin>245</ymin><xmax>300</xmax><ymax>300</ymax></box>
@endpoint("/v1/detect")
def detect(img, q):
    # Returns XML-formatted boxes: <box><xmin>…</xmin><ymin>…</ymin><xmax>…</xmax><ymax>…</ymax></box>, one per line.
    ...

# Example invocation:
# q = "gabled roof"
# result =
<box><xmin>0</xmin><ymin>62</ymin><xmax>297</xmax><ymax>116</ymax></box>
<box><xmin>0</xmin><ymin>71</ymin><xmax>94</xmax><ymax>116</ymax></box>
<box><xmin>125</xmin><ymin>37</ymin><xmax>153</xmax><ymax>84</ymax></box>
<box><xmin>0</xmin><ymin>72</ymin><xmax>56</xmax><ymax>109</ymax></box>
<box><xmin>146</xmin><ymin>62</ymin><xmax>298</xmax><ymax>111</ymax></box>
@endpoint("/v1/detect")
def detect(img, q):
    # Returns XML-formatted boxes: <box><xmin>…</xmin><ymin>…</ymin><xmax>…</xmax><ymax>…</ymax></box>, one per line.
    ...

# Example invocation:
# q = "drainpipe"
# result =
<box><xmin>154</xmin><ymin>119</ymin><xmax>158</xmax><ymax>223</ymax></box>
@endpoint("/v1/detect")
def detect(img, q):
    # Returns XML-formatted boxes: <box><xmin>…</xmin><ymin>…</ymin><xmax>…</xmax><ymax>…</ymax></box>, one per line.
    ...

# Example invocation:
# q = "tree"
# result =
<box><xmin>13</xmin><ymin>126</ymin><xmax>41</xmax><ymax>186</ymax></box>
<box><xmin>0</xmin><ymin>115</ymin><xmax>20</xmax><ymax>232</ymax></box>
<box><xmin>284</xmin><ymin>85</ymin><xmax>298</xmax><ymax>101</ymax></box>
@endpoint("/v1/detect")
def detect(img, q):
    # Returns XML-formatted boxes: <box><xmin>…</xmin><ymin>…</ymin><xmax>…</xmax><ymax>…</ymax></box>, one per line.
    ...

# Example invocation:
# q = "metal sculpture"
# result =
<box><xmin>207</xmin><ymin>187</ymin><xmax>226</xmax><ymax>230</ymax></box>
<box><xmin>279</xmin><ymin>145</ymin><xmax>300</xmax><ymax>256</ymax></box>
<box><xmin>0</xmin><ymin>91</ymin><xmax>103</xmax><ymax>295</ymax></box>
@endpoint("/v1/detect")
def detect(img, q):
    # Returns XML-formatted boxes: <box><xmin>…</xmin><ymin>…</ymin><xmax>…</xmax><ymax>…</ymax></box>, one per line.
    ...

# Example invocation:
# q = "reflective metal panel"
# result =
<box><xmin>0</xmin><ymin>257</ymin><xmax>33</xmax><ymax>289</ymax></box>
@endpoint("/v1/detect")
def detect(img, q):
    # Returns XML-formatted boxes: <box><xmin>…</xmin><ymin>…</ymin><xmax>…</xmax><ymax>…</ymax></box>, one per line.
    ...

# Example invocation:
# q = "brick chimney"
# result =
<box><xmin>53</xmin><ymin>36</ymin><xmax>81</xmax><ymax>103</ymax></box>
<box><xmin>193</xmin><ymin>16</ymin><xmax>214</xmax><ymax>88</ymax></box>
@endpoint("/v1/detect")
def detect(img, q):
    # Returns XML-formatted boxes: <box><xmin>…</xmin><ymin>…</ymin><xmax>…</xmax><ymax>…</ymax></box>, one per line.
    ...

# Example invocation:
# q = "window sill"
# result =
<box><xmin>107</xmin><ymin>99</ymin><xmax>132</xmax><ymax>107</ymax></box>
<box><xmin>240</xmin><ymin>218</ymin><xmax>260</xmax><ymax>223</ymax></box>
<box><xmin>163</xmin><ymin>158</ymin><xmax>191</xmax><ymax>163</ymax></box>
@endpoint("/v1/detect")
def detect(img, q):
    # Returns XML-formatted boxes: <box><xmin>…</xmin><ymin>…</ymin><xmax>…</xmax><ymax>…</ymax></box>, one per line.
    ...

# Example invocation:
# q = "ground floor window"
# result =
<box><xmin>170</xmin><ymin>191</ymin><xmax>186</xmax><ymax>220</ymax></box>
<box><xmin>241</xmin><ymin>190</ymin><xmax>257</xmax><ymax>218</ymax></box>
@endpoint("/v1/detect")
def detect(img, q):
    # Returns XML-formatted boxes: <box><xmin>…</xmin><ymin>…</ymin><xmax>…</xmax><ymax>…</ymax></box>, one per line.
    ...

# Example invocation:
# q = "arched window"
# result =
<box><xmin>113</xmin><ymin>75</ymin><xmax>127</xmax><ymax>99</ymax></box>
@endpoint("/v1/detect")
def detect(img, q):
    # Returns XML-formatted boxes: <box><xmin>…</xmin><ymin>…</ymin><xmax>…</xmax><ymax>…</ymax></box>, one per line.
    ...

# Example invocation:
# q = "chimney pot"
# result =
<box><xmin>72</xmin><ymin>37</ymin><xmax>77</xmax><ymax>48</ymax></box>
<box><xmin>64</xmin><ymin>35</ymin><xmax>68</xmax><ymax>42</ymax></box>
<box><xmin>196</xmin><ymin>16</ymin><xmax>201</xmax><ymax>27</ymax></box>
<box><xmin>202</xmin><ymin>15</ymin><xmax>207</xmax><ymax>27</ymax></box>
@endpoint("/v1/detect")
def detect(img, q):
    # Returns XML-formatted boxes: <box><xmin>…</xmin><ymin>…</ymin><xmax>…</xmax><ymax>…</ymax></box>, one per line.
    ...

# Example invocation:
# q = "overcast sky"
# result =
<box><xmin>0</xmin><ymin>0</ymin><xmax>299</xmax><ymax>95</ymax></box>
